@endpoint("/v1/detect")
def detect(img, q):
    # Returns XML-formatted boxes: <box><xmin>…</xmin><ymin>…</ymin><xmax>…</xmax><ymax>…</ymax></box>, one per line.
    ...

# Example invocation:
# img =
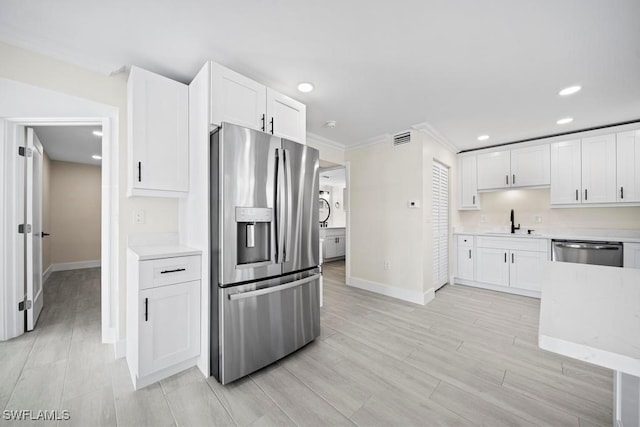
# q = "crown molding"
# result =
<box><xmin>306</xmin><ymin>132</ymin><xmax>346</xmax><ymax>150</ymax></box>
<box><xmin>411</xmin><ymin>121</ymin><xmax>459</xmax><ymax>152</ymax></box>
<box><xmin>346</xmin><ymin>133</ymin><xmax>392</xmax><ymax>151</ymax></box>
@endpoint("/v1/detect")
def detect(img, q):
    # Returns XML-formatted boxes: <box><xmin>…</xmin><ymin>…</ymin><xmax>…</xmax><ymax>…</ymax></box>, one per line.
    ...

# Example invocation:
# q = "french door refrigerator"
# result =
<box><xmin>210</xmin><ymin>122</ymin><xmax>320</xmax><ymax>384</ymax></box>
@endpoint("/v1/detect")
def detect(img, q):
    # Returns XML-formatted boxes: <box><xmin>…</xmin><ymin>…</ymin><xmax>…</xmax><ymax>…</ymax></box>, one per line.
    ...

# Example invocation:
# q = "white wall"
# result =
<box><xmin>307</xmin><ymin>134</ymin><xmax>345</xmax><ymax>165</ymax></box>
<box><xmin>459</xmin><ymin>188</ymin><xmax>640</xmax><ymax>230</ymax></box>
<box><xmin>0</xmin><ymin>41</ymin><xmax>178</xmax><ymax>340</ymax></box>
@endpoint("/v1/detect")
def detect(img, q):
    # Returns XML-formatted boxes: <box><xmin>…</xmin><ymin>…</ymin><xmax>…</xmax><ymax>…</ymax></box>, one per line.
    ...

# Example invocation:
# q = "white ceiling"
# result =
<box><xmin>2</xmin><ymin>1</ymin><xmax>639</xmax><ymax>151</ymax></box>
<box><xmin>33</xmin><ymin>126</ymin><xmax>102</xmax><ymax>166</ymax></box>
<box><xmin>320</xmin><ymin>167</ymin><xmax>346</xmax><ymax>187</ymax></box>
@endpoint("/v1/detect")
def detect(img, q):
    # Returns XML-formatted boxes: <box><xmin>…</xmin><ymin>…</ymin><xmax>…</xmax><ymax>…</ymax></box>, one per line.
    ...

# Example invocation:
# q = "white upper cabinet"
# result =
<box><xmin>550</xmin><ymin>139</ymin><xmax>582</xmax><ymax>205</ymax></box>
<box><xmin>210</xmin><ymin>62</ymin><xmax>266</xmax><ymax>132</ymax></box>
<box><xmin>476</xmin><ymin>144</ymin><xmax>549</xmax><ymax>190</ymax></box>
<box><xmin>266</xmin><ymin>88</ymin><xmax>306</xmax><ymax>143</ymax></box>
<box><xmin>510</xmin><ymin>144</ymin><xmax>550</xmax><ymax>187</ymax></box>
<box><xmin>459</xmin><ymin>155</ymin><xmax>479</xmax><ymax>209</ymax></box>
<box><xmin>581</xmin><ymin>134</ymin><xmax>616</xmax><ymax>204</ymax></box>
<box><xmin>210</xmin><ymin>62</ymin><xmax>306</xmax><ymax>144</ymax></box>
<box><xmin>477</xmin><ymin>150</ymin><xmax>510</xmax><ymax>190</ymax></box>
<box><xmin>616</xmin><ymin>130</ymin><xmax>640</xmax><ymax>202</ymax></box>
<box><xmin>128</xmin><ymin>66</ymin><xmax>189</xmax><ymax>196</ymax></box>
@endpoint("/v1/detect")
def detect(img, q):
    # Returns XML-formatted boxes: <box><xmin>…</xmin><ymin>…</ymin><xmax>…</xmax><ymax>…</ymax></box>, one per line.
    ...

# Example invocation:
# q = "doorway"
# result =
<box><xmin>319</xmin><ymin>162</ymin><xmax>347</xmax><ymax>284</ymax></box>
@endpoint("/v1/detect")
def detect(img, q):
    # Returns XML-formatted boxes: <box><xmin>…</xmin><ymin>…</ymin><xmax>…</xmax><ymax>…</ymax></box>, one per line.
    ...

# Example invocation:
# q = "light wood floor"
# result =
<box><xmin>0</xmin><ymin>262</ymin><xmax>613</xmax><ymax>426</ymax></box>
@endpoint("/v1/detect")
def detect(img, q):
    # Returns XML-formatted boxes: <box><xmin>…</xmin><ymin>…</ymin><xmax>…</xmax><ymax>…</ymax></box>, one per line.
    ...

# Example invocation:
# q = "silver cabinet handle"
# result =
<box><xmin>512</xmin><ymin>174</ymin><xmax>515</xmax><ymax>185</ymax></box>
<box><xmin>504</xmin><ymin>252</ymin><xmax>507</xmax><ymax>263</ymax></box>
<box><xmin>472</xmin><ymin>195</ymin><xmax>476</xmax><ymax>204</ymax></box>
<box><xmin>511</xmin><ymin>253</ymin><xmax>514</xmax><ymax>263</ymax></box>
<box><xmin>575</xmin><ymin>189</ymin><xmax>578</xmax><ymax>201</ymax></box>
<box><xmin>621</xmin><ymin>187</ymin><xmax>624</xmax><ymax>199</ymax></box>
<box><xmin>585</xmin><ymin>189</ymin><xmax>588</xmax><ymax>201</ymax></box>
<box><xmin>468</xmin><ymin>249</ymin><xmax>471</xmax><ymax>259</ymax></box>
<box><xmin>229</xmin><ymin>273</ymin><xmax>321</xmax><ymax>301</ymax></box>
<box><xmin>506</xmin><ymin>175</ymin><xmax>509</xmax><ymax>185</ymax></box>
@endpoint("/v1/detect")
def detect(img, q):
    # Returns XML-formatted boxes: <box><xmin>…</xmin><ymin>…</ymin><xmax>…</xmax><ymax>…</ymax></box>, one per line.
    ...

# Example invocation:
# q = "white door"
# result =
<box><xmin>476</xmin><ymin>248</ymin><xmax>509</xmax><ymax>287</ymax></box>
<box><xmin>550</xmin><ymin>139</ymin><xmax>582</xmax><ymax>205</ymax></box>
<box><xmin>477</xmin><ymin>150</ymin><xmax>510</xmax><ymax>190</ymax></box>
<box><xmin>266</xmin><ymin>88</ymin><xmax>306</xmax><ymax>144</ymax></box>
<box><xmin>581</xmin><ymin>134</ymin><xmax>617</xmax><ymax>204</ymax></box>
<box><xmin>509</xmin><ymin>250</ymin><xmax>546</xmax><ymax>291</ymax></box>
<box><xmin>432</xmin><ymin>161</ymin><xmax>449</xmax><ymax>290</ymax></box>
<box><xmin>459</xmin><ymin>155</ymin><xmax>478</xmax><ymax>209</ymax></box>
<box><xmin>26</xmin><ymin>128</ymin><xmax>44</xmax><ymax>330</ymax></box>
<box><xmin>510</xmin><ymin>144</ymin><xmax>550</xmax><ymax>187</ymax></box>
<box><xmin>616</xmin><ymin>130</ymin><xmax>640</xmax><ymax>202</ymax></box>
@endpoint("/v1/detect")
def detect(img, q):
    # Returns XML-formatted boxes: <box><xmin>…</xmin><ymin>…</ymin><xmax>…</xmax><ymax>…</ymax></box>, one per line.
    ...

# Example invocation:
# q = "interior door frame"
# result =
<box><xmin>1</xmin><ymin>117</ymin><xmax>118</xmax><ymax>345</ymax></box>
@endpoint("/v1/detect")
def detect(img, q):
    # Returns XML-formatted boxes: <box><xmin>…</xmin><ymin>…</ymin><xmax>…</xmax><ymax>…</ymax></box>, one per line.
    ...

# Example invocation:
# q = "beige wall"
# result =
<box><xmin>49</xmin><ymin>161</ymin><xmax>102</xmax><ymax>264</ymax></box>
<box><xmin>346</xmin><ymin>133</ymin><xmax>426</xmax><ymax>296</ymax></box>
<box><xmin>459</xmin><ymin>188</ymin><xmax>640</xmax><ymax>230</ymax></box>
<box><xmin>0</xmin><ymin>41</ymin><xmax>179</xmax><ymax>339</ymax></box>
<box><xmin>42</xmin><ymin>152</ymin><xmax>52</xmax><ymax>271</ymax></box>
<box><xmin>307</xmin><ymin>134</ymin><xmax>345</xmax><ymax>165</ymax></box>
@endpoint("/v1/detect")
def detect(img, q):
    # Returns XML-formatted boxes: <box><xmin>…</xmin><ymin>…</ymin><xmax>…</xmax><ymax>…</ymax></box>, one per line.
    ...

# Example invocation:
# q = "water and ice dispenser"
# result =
<box><xmin>235</xmin><ymin>207</ymin><xmax>273</xmax><ymax>265</ymax></box>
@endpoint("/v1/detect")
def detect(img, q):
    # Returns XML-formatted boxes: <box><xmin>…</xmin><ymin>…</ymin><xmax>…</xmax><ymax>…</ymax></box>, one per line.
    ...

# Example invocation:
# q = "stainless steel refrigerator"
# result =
<box><xmin>210</xmin><ymin>122</ymin><xmax>320</xmax><ymax>384</ymax></box>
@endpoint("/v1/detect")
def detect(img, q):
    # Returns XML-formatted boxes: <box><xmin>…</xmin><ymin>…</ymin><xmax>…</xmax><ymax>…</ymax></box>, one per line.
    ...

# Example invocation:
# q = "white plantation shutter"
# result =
<box><xmin>432</xmin><ymin>161</ymin><xmax>449</xmax><ymax>290</ymax></box>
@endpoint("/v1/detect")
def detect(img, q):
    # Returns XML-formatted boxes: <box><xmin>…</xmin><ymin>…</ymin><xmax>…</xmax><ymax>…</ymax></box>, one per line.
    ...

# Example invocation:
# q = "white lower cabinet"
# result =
<box><xmin>323</xmin><ymin>235</ymin><xmax>345</xmax><ymax>259</ymax></box>
<box><xmin>457</xmin><ymin>235</ymin><xmax>548</xmax><ymax>297</ymax></box>
<box><xmin>127</xmin><ymin>249</ymin><xmax>201</xmax><ymax>389</ymax></box>
<box><xmin>623</xmin><ymin>243</ymin><xmax>640</xmax><ymax>269</ymax></box>
<box><xmin>456</xmin><ymin>235</ymin><xmax>474</xmax><ymax>281</ymax></box>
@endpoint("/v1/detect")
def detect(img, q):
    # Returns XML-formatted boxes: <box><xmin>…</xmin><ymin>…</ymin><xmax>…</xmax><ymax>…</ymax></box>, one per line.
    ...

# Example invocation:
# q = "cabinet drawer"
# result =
<box><xmin>476</xmin><ymin>236</ymin><xmax>548</xmax><ymax>252</ymax></box>
<box><xmin>140</xmin><ymin>255</ymin><xmax>201</xmax><ymax>289</ymax></box>
<box><xmin>457</xmin><ymin>235</ymin><xmax>474</xmax><ymax>247</ymax></box>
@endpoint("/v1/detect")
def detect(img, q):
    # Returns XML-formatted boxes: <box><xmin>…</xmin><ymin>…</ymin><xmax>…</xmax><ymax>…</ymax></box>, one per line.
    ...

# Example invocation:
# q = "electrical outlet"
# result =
<box><xmin>134</xmin><ymin>210</ymin><xmax>145</xmax><ymax>224</ymax></box>
<box><xmin>384</xmin><ymin>261</ymin><xmax>391</xmax><ymax>271</ymax></box>
<box><xmin>534</xmin><ymin>215</ymin><xmax>542</xmax><ymax>223</ymax></box>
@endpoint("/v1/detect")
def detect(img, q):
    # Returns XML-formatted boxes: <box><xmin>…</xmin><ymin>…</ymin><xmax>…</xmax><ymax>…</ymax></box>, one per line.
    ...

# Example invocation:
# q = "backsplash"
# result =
<box><xmin>458</xmin><ymin>188</ymin><xmax>640</xmax><ymax>230</ymax></box>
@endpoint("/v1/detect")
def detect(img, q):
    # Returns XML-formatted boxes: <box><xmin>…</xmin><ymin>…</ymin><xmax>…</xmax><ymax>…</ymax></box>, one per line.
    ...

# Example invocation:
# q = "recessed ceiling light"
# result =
<box><xmin>93</xmin><ymin>130</ymin><xmax>103</xmax><ymax>137</ymax></box>
<box><xmin>557</xmin><ymin>117</ymin><xmax>573</xmax><ymax>125</ymax></box>
<box><xmin>477</xmin><ymin>135</ymin><xmax>489</xmax><ymax>141</ymax></box>
<box><xmin>297</xmin><ymin>82</ymin><xmax>314</xmax><ymax>93</ymax></box>
<box><xmin>558</xmin><ymin>86</ymin><xmax>581</xmax><ymax>96</ymax></box>
<box><xmin>92</xmin><ymin>154</ymin><xmax>102</xmax><ymax>160</ymax></box>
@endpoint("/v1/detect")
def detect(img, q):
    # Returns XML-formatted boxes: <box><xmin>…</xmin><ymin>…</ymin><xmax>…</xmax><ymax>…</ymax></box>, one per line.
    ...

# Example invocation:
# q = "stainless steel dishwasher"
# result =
<box><xmin>551</xmin><ymin>240</ymin><xmax>623</xmax><ymax>267</ymax></box>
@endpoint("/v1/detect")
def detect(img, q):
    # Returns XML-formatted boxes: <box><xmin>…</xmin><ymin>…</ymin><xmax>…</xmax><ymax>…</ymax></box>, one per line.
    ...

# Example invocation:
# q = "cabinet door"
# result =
<box><xmin>139</xmin><ymin>281</ymin><xmax>200</xmax><ymax>377</ymax></box>
<box><xmin>476</xmin><ymin>247</ymin><xmax>509</xmax><ymax>286</ymax></box>
<box><xmin>582</xmin><ymin>134</ymin><xmax>616</xmax><ymax>204</ymax></box>
<box><xmin>211</xmin><ymin>62</ymin><xmax>267</xmax><ymax>132</ymax></box>
<box><xmin>459</xmin><ymin>155</ymin><xmax>479</xmax><ymax>209</ymax></box>
<box><xmin>509</xmin><ymin>250</ymin><xmax>546</xmax><ymax>291</ymax></box>
<box><xmin>335</xmin><ymin>236</ymin><xmax>346</xmax><ymax>257</ymax></box>
<box><xmin>623</xmin><ymin>243</ymin><xmax>640</xmax><ymax>269</ymax></box>
<box><xmin>128</xmin><ymin>66</ymin><xmax>189</xmax><ymax>193</ymax></box>
<box><xmin>510</xmin><ymin>144</ymin><xmax>550</xmax><ymax>187</ymax></box>
<box><xmin>456</xmin><ymin>246</ymin><xmax>474</xmax><ymax>281</ymax></box>
<box><xmin>477</xmin><ymin>150</ymin><xmax>510</xmax><ymax>190</ymax></box>
<box><xmin>550</xmin><ymin>139</ymin><xmax>582</xmax><ymax>205</ymax></box>
<box><xmin>324</xmin><ymin>238</ymin><xmax>337</xmax><ymax>259</ymax></box>
<box><xmin>616</xmin><ymin>131</ymin><xmax>640</xmax><ymax>202</ymax></box>
<box><xmin>266</xmin><ymin>88</ymin><xmax>306</xmax><ymax>144</ymax></box>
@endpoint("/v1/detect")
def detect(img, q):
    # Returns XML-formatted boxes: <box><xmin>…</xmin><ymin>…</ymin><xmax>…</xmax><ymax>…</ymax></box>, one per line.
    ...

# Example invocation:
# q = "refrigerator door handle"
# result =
<box><xmin>283</xmin><ymin>149</ymin><xmax>293</xmax><ymax>263</ymax></box>
<box><xmin>228</xmin><ymin>274</ymin><xmax>321</xmax><ymax>300</ymax></box>
<box><xmin>275</xmin><ymin>148</ymin><xmax>286</xmax><ymax>263</ymax></box>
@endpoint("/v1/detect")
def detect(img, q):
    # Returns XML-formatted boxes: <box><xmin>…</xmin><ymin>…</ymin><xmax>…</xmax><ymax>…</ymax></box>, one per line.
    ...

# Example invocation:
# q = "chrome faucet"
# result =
<box><xmin>510</xmin><ymin>209</ymin><xmax>520</xmax><ymax>234</ymax></box>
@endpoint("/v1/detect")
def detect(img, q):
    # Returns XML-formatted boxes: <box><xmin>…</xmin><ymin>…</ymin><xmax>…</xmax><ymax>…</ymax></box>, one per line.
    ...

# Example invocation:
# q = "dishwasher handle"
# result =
<box><xmin>553</xmin><ymin>242</ymin><xmax>621</xmax><ymax>250</ymax></box>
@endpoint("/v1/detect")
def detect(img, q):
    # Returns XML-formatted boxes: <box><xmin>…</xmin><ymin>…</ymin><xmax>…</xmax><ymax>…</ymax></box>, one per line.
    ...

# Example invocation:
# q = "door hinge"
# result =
<box><xmin>18</xmin><ymin>300</ymin><xmax>32</xmax><ymax>311</ymax></box>
<box><xmin>18</xmin><ymin>147</ymin><xmax>33</xmax><ymax>157</ymax></box>
<box><xmin>18</xmin><ymin>224</ymin><xmax>32</xmax><ymax>234</ymax></box>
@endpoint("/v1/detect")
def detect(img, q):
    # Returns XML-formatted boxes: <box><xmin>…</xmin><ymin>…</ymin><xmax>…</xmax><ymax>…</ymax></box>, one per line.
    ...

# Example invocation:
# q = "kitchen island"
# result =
<box><xmin>539</xmin><ymin>261</ymin><xmax>640</xmax><ymax>426</ymax></box>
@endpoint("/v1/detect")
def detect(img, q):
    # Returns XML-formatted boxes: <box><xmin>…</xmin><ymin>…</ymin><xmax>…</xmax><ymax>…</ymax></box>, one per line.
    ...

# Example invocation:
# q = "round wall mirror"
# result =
<box><xmin>319</xmin><ymin>198</ymin><xmax>330</xmax><ymax>223</ymax></box>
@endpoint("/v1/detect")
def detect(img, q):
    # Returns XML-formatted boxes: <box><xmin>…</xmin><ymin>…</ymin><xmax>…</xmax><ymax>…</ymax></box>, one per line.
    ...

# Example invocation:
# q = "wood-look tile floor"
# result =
<box><xmin>0</xmin><ymin>263</ymin><xmax>613</xmax><ymax>426</ymax></box>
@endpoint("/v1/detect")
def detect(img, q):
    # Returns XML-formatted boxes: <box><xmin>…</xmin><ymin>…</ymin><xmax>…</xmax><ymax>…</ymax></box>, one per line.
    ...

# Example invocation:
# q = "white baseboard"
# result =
<box><xmin>453</xmin><ymin>278</ymin><xmax>541</xmax><ymax>299</ymax></box>
<box><xmin>114</xmin><ymin>339</ymin><xmax>126</xmax><ymax>359</ymax></box>
<box><xmin>346</xmin><ymin>276</ymin><xmax>432</xmax><ymax>305</ymax></box>
<box><xmin>42</xmin><ymin>264</ymin><xmax>53</xmax><ymax>283</ymax></box>
<box><xmin>48</xmin><ymin>260</ymin><xmax>101</xmax><ymax>273</ymax></box>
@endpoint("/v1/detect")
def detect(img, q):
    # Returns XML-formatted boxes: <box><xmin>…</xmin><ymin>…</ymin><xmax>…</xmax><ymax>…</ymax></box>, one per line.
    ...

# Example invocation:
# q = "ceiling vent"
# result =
<box><xmin>393</xmin><ymin>131</ymin><xmax>411</xmax><ymax>146</ymax></box>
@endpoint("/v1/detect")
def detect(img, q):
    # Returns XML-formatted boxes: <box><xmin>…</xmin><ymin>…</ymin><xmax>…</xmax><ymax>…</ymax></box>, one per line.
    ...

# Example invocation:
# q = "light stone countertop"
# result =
<box><xmin>538</xmin><ymin>261</ymin><xmax>640</xmax><ymax>376</ymax></box>
<box><xmin>128</xmin><ymin>244</ymin><xmax>202</xmax><ymax>261</ymax></box>
<box><xmin>453</xmin><ymin>228</ymin><xmax>640</xmax><ymax>243</ymax></box>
